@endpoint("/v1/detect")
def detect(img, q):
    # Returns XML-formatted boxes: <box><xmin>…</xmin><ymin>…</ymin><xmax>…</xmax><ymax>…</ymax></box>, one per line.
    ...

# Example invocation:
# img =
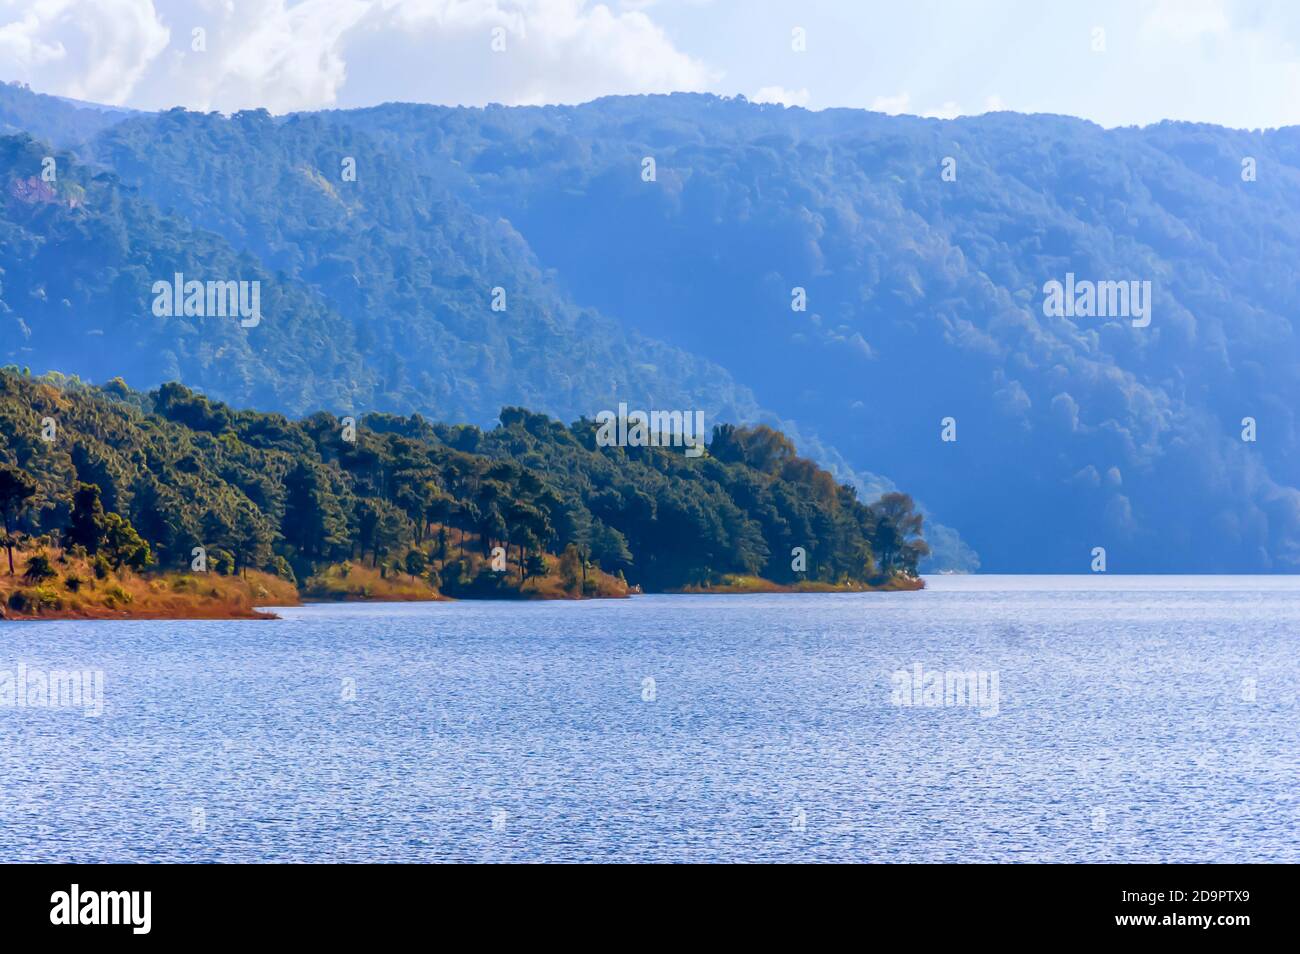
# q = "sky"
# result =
<box><xmin>1</xmin><ymin>0</ymin><xmax>1298</xmax><ymax>128</ymax></box>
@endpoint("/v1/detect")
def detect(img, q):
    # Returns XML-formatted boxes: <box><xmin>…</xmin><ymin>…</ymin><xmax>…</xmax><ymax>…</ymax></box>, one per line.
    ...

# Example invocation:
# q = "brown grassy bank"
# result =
<box><xmin>302</xmin><ymin>546</ymin><xmax>630</xmax><ymax>603</ymax></box>
<box><xmin>0</xmin><ymin>548</ymin><xmax>300</xmax><ymax>620</ymax></box>
<box><xmin>1</xmin><ymin>545</ymin><xmax>916</xmax><ymax>620</ymax></box>
<box><xmin>668</xmin><ymin>573</ymin><xmax>925</xmax><ymax>595</ymax></box>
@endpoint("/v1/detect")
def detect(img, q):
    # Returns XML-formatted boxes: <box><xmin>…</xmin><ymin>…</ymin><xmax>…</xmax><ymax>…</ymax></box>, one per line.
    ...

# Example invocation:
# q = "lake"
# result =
<box><xmin>1</xmin><ymin>576</ymin><xmax>1296</xmax><ymax>862</ymax></box>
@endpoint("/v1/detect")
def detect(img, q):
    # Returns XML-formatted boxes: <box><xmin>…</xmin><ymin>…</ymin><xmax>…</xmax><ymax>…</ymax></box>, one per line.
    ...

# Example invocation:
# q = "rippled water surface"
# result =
<box><xmin>2</xmin><ymin>576</ymin><xmax>1297</xmax><ymax>862</ymax></box>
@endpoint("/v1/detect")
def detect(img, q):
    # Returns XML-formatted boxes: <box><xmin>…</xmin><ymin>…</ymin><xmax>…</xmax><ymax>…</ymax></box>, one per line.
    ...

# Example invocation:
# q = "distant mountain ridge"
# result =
<box><xmin>0</xmin><ymin>81</ymin><xmax>132</xmax><ymax>145</ymax></box>
<box><xmin>330</xmin><ymin>94</ymin><xmax>1300</xmax><ymax>572</ymax></box>
<box><xmin>4</xmin><ymin>83</ymin><xmax>1298</xmax><ymax>571</ymax></box>
<box><xmin>0</xmin><ymin>82</ymin><xmax>977</xmax><ymax>570</ymax></box>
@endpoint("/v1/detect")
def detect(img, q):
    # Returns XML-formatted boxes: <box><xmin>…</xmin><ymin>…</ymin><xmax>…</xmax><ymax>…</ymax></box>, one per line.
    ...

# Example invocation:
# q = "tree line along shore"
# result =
<box><xmin>0</xmin><ymin>370</ymin><xmax>927</xmax><ymax>620</ymax></box>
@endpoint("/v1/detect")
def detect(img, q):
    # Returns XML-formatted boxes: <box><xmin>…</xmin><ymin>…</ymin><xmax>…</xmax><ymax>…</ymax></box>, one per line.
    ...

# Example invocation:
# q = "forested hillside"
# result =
<box><xmin>0</xmin><ymin>123</ymin><xmax>755</xmax><ymax>428</ymax></box>
<box><xmin>0</xmin><ymin>81</ymin><xmax>130</xmax><ymax>148</ymax></box>
<box><xmin>4</xmin><ymin>82</ymin><xmax>1298</xmax><ymax>571</ymax></box>
<box><xmin>83</xmin><ymin>107</ymin><xmax>762</xmax><ymax>428</ymax></box>
<box><xmin>329</xmin><ymin>95</ymin><xmax>1300</xmax><ymax>573</ymax></box>
<box><xmin>0</xmin><ymin>371</ymin><xmax>927</xmax><ymax>607</ymax></box>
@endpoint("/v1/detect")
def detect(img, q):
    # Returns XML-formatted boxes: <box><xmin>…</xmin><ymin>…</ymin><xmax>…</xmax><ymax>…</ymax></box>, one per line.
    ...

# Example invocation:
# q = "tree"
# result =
<box><xmin>507</xmin><ymin>500</ymin><xmax>550</xmax><ymax>579</ymax></box>
<box><xmin>709</xmin><ymin>424</ymin><xmax>797</xmax><ymax>473</ymax></box>
<box><xmin>355</xmin><ymin>498</ymin><xmax>409</xmax><ymax>567</ymax></box>
<box><xmin>64</xmin><ymin>482</ymin><xmax>107</xmax><ymax>555</ymax></box>
<box><xmin>558</xmin><ymin>543</ymin><xmax>582</xmax><ymax>595</ymax></box>
<box><xmin>524</xmin><ymin>551</ymin><xmax>549</xmax><ymax>582</ymax></box>
<box><xmin>282</xmin><ymin>461</ymin><xmax>348</xmax><ymax>560</ymax></box>
<box><xmin>0</xmin><ymin>466</ymin><xmax>37</xmax><ymax>575</ymax></box>
<box><xmin>424</xmin><ymin>490</ymin><xmax>455</xmax><ymax>547</ymax></box>
<box><xmin>0</xmin><ymin>367</ymin><xmax>919</xmax><ymax>599</ymax></box>
<box><xmin>869</xmin><ymin>492</ymin><xmax>930</xmax><ymax>577</ymax></box>
<box><xmin>589</xmin><ymin>522</ymin><xmax>632</xmax><ymax>576</ymax></box>
<box><xmin>154</xmin><ymin>382</ymin><xmax>233</xmax><ymax>434</ymax></box>
<box><xmin>477</xmin><ymin>502</ymin><xmax>507</xmax><ymax>559</ymax></box>
<box><xmin>451</xmin><ymin>500</ymin><xmax>479</xmax><ymax>558</ymax></box>
<box><xmin>129</xmin><ymin>479</ymin><xmax>192</xmax><ymax>568</ymax></box>
<box><xmin>102</xmin><ymin>512</ymin><xmax>154</xmax><ymax>572</ymax></box>
<box><xmin>513</xmin><ymin>528</ymin><xmax>539</xmax><ymax>582</ymax></box>
<box><xmin>208</xmin><ymin>548</ymin><xmax>235</xmax><ymax>575</ymax></box>
<box><xmin>404</xmin><ymin>548</ymin><xmax>427</xmax><ymax>582</ymax></box>
<box><xmin>234</xmin><ymin>516</ymin><xmax>274</xmax><ymax>577</ymax></box>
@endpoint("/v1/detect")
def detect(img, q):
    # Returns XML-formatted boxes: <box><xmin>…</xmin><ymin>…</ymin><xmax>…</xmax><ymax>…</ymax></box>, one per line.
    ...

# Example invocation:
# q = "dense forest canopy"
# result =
<box><xmin>0</xmin><ymin>370</ymin><xmax>927</xmax><ymax>595</ymax></box>
<box><xmin>2</xmin><ymin>83</ymin><xmax>1298</xmax><ymax>571</ymax></box>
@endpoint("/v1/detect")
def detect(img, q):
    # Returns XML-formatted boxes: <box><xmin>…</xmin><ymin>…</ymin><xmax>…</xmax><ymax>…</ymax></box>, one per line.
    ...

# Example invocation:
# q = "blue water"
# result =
<box><xmin>1</xmin><ymin>576</ymin><xmax>1296</xmax><ymax>862</ymax></box>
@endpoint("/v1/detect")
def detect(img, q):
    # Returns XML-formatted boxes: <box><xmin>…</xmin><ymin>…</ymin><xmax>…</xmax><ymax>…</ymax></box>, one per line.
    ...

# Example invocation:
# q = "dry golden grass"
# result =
<box><xmin>5</xmin><ymin>537</ymin><xmax>919</xmax><ymax>619</ymax></box>
<box><xmin>516</xmin><ymin>566</ymin><xmax>629</xmax><ymax>600</ymax></box>
<box><xmin>671</xmin><ymin>573</ymin><xmax>925</xmax><ymax>594</ymax></box>
<box><xmin>0</xmin><ymin>548</ymin><xmax>299</xmax><ymax>620</ymax></box>
<box><xmin>301</xmin><ymin>561</ymin><xmax>449</xmax><ymax>602</ymax></box>
<box><xmin>304</xmin><ymin>546</ymin><xmax>630</xmax><ymax>602</ymax></box>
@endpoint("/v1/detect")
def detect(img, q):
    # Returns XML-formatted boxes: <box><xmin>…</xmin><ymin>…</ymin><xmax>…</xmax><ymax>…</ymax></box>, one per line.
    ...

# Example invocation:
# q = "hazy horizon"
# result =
<box><xmin>3</xmin><ymin>1</ymin><xmax>1299</xmax><ymax>129</ymax></box>
<box><xmin>22</xmin><ymin>80</ymin><xmax>1298</xmax><ymax>135</ymax></box>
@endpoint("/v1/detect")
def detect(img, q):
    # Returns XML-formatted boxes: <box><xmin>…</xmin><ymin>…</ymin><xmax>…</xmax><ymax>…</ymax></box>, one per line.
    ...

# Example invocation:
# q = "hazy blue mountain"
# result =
<box><xmin>89</xmin><ymin>101</ymin><xmax>981</xmax><ymax>564</ymax></box>
<box><xmin>0</xmin><ymin>132</ymin><xmax>388</xmax><ymax>414</ymax></box>
<box><xmin>330</xmin><ymin>95</ymin><xmax>1300</xmax><ymax>572</ymax></box>
<box><xmin>0</xmin><ymin>80</ymin><xmax>131</xmax><ymax>147</ymax></box>
<box><xmin>6</xmin><ymin>85</ymin><xmax>1297</xmax><ymax>571</ymax></box>
<box><xmin>92</xmin><ymin>108</ymin><xmax>770</xmax><ymax>426</ymax></box>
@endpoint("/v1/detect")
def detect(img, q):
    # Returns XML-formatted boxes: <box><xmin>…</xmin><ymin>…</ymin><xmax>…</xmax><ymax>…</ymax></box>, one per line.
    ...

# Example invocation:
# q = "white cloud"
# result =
<box><xmin>0</xmin><ymin>0</ymin><xmax>170</xmax><ymax>104</ymax></box>
<box><xmin>751</xmin><ymin>85</ymin><xmax>808</xmax><ymax>108</ymax></box>
<box><xmin>870</xmin><ymin>91</ymin><xmax>911</xmax><ymax>115</ymax></box>
<box><xmin>0</xmin><ymin>0</ymin><xmax>719</xmax><ymax>113</ymax></box>
<box><xmin>341</xmin><ymin>0</ymin><xmax>718</xmax><ymax>110</ymax></box>
<box><xmin>7</xmin><ymin>0</ymin><xmax>1298</xmax><ymax>127</ymax></box>
<box><xmin>871</xmin><ymin>91</ymin><xmax>965</xmax><ymax>120</ymax></box>
<box><xmin>141</xmin><ymin>0</ymin><xmax>370</xmax><ymax>113</ymax></box>
<box><xmin>1142</xmin><ymin>0</ymin><xmax>1230</xmax><ymax>42</ymax></box>
<box><xmin>0</xmin><ymin>5</ymin><xmax>66</xmax><ymax>72</ymax></box>
<box><xmin>921</xmin><ymin>100</ymin><xmax>961</xmax><ymax>120</ymax></box>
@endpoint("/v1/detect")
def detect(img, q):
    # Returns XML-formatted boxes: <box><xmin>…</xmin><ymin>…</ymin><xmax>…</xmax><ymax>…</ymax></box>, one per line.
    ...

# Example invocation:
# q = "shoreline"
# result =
<box><xmin>3</xmin><ymin>552</ymin><xmax>925</xmax><ymax>620</ymax></box>
<box><xmin>668</xmin><ymin>573</ymin><xmax>925</xmax><ymax>595</ymax></box>
<box><xmin>4</xmin><ymin>573</ymin><xmax>926</xmax><ymax>620</ymax></box>
<box><xmin>0</xmin><ymin>552</ymin><xmax>299</xmax><ymax>622</ymax></box>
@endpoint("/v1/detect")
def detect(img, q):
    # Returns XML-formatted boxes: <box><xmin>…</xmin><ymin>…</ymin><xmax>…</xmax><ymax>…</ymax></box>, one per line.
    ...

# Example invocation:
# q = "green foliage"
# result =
<box><xmin>0</xmin><ymin>371</ymin><xmax>923</xmax><ymax>592</ymax></box>
<box><xmin>870</xmin><ymin>492</ymin><xmax>930</xmax><ymax>578</ymax></box>
<box><xmin>270</xmin><ymin>555</ymin><xmax>296</xmax><ymax>584</ymax></box>
<box><xmin>64</xmin><ymin>483</ymin><xmax>106</xmax><ymax>553</ymax></box>
<box><xmin>60</xmin><ymin>481</ymin><xmax>153</xmax><ymax>570</ymax></box>
<box><xmin>403</xmin><ymin>549</ymin><xmax>427</xmax><ymax>580</ymax></box>
<box><xmin>524</xmin><ymin>552</ymin><xmax>550</xmax><ymax>581</ymax></box>
<box><xmin>102</xmin><ymin>512</ymin><xmax>154</xmax><ymax>571</ymax></box>
<box><xmin>0</xmin><ymin>463</ymin><xmax>37</xmax><ymax>574</ymax></box>
<box><xmin>423</xmin><ymin>563</ymin><xmax>442</xmax><ymax>591</ymax></box>
<box><xmin>0</xmin><ymin>81</ymin><xmax>129</xmax><ymax>147</ymax></box>
<box><xmin>103</xmin><ymin>583</ymin><xmax>132</xmax><ymax>607</ymax></box>
<box><xmin>558</xmin><ymin>543</ymin><xmax>583</xmax><ymax>594</ymax></box>
<box><xmin>208</xmin><ymin>549</ymin><xmax>236</xmax><ymax>576</ymax></box>
<box><xmin>8</xmin><ymin>585</ymin><xmax>61</xmax><ymax>613</ymax></box>
<box><xmin>22</xmin><ymin>552</ymin><xmax>56</xmax><ymax>583</ymax></box>
<box><xmin>0</xmin><ymin>110</ymin><xmax>758</xmax><ymax>442</ymax></box>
